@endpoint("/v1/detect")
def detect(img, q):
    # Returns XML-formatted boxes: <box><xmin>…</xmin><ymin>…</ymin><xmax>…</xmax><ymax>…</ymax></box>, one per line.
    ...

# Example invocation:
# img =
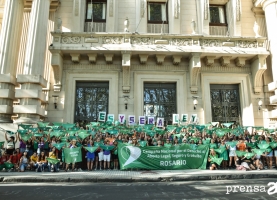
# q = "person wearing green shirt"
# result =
<box><xmin>208</xmin><ymin>149</ymin><xmax>218</xmax><ymax>170</ymax></box>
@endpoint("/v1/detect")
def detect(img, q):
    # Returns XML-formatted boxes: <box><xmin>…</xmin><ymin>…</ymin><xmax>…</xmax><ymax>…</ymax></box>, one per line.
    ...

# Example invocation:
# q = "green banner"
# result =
<box><xmin>118</xmin><ymin>143</ymin><xmax>209</xmax><ymax>170</ymax></box>
<box><xmin>64</xmin><ymin>147</ymin><xmax>82</xmax><ymax>163</ymax></box>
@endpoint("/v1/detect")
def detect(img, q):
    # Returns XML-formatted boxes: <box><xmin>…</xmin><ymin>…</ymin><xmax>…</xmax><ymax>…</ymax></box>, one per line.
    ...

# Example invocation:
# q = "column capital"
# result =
<box><xmin>254</xmin><ymin>0</ymin><xmax>277</xmax><ymax>10</ymax></box>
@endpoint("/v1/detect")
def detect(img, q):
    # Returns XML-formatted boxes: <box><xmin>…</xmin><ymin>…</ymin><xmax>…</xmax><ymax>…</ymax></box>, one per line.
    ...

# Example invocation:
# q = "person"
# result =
<box><xmin>36</xmin><ymin>151</ymin><xmax>47</xmax><ymax>172</ymax></box>
<box><xmin>29</xmin><ymin>152</ymin><xmax>38</xmax><ymax>171</ymax></box>
<box><xmin>7</xmin><ymin>151</ymin><xmax>19</xmax><ymax>171</ymax></box>
<box><xmin>65</xmin><ymin>139</ymin><xmax>77</xmax><ymax>172</ymax></box>
<box><xmin>19</xmin><ymin>151</ymin><xmax>29</xmax><ymax>172</ymax></box>
<box><xmin>265</xmin><ymin>137</ymin><xmax>273</xmax><ymax>169</ymax></box>
<box><xmin>103</xmin><ymin>140</ymin><xmax>111</xmax><ymax>170</ymax></box>
<box><xmin>208</xmin><ymin>149</ymin><xmax>218</xmax><ymax>170</ymax></box>
<box><xmin>227</xmin><ymin>140</ymin><xmax>237</xmax><ymax>169</ymax></box>
<box><xmin>218</xmin><ymin>140</ymin><xmax>228</xmax><ymax>169</ymax></box>
<box><xmin>237</xmin><ymin>139</ymin><xmax>246</xmax><ymax>151</ymax></box>
<box><xmin>94</xmin><ymin>137</ymin><xmax>103</xmax><ymax>170</ymax></box>
<box><xmin>5</xmin><ymin>132</ymin><xmax>18</xmax><ymax>156</ymax></box>
<box><xmin>86</xmin><ymin>140</ymin><xmax>95</xmax><ymax>171</ymax></box>
<box><xmin>48</xmin><ymin>147</ymin><xmax>59</xmax><ymax>172</ymax></box>
<box><xmin>112</xmin><ymin>141</ymin><xmax>119</xmax><ymax>170</ymax></box>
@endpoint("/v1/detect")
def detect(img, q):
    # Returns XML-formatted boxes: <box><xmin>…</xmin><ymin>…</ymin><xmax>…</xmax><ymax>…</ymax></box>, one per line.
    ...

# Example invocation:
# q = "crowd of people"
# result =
<box><xmin>0</xmin><ymin>122</ymin><xmax>276</xmax><ymax>172</ymax></box>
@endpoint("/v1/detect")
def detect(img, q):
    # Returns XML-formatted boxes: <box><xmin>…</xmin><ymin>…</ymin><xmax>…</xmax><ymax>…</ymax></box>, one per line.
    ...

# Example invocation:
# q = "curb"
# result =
<box><xmin>2</xmin><ymin>173</ymin><xmax>277</xmax><ymax>183</ymax></box>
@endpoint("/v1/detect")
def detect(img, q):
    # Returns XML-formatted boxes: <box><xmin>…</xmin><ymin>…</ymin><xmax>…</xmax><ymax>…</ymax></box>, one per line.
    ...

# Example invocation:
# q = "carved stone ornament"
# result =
<box><xmin>139</xmin><ymin>54</ymin><xmax>148</xmax><ymax>64</ymax></box>
<box><xmin>170</xmin><ymin>38</ymin><xmax>192</xmax><ymax>46</ymax></box>
<box><xmin>220</xmin><ymin>56</ymin><xmax>232</xmax><ymax>67</ymax></box>
<box><xmin>109</xmin><ymin>0</ymin><xmax>113</xmax><ymax>17</ymax></box>
<box><xmin>103</xmin><ymin>37</ymin><xmax>123</xmax><ymax>44</ymax></box>
<box><xmin>156</xmin><ymin>55</ymin><xmax>166</xmax><ymax>65</ymax></box>
<box><xmin>172</xmin><ymin>55</ymin><xmax>182</xmax><ymax>65</ymax></box>
<box><xmin>87</xmin><ymin>54</ymin><xmax>97</xmax><ymax>63</ymax></box>
<box><xmin>131</xmin><ymin>37</ymin><xmax>152</xmax><ymax>45</ymax></box>
<box><xmin>237</xmin><ymin>40</ymin><xmax>257</xmax><ymax>48</ymax></box>
<box><xmin>251</xmin><ymin>55</ymin><xmax>267</xmax><ymax>94</ymax></box>
<box><xmin>202</xmin><ymin>39</ymin><xmax>221</xmax><ymax>47</ymax></box>
<box><xmin>203</xmin><ymin>56</ymin><xmax>216</xmax><ymax>67</ymax></box>
<box><xmin>70</xmin><ymin>54</ymin><xmax>80</xmax><ymax>63</ymax></box>
<box><xmin>61</xmin><ymin>36</ymin><xmax>81</xmax><ymax>44</ymax></box>
<box><xmin>104</xmin><ymin>54</ymin><xmax>114</xmax><ymax>64</ymax></box>
<box><xmin>189</xmin><ymin>53</ymin><xmax>201</xmax><ymax>94</ymax></box>
<box><xmin>235</xmin><ymin>57</ymin><xmax>246</xmax><ymax>67</ymax></box>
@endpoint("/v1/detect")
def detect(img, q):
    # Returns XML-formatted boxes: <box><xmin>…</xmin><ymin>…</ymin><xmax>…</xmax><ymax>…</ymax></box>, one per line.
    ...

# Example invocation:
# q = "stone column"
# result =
<box><xmin>0</xmin><ymin>0</ymin><xmax>24</xmax><ymax>122</ymax></box>
<box><xmin>14</xmin><ymin>0</ymin><xmax>51</xmax><ymax>123</ymax></box>
<box><xmin>261</xmin><ymin>0</ymin><xmax>277</xmax><ymax>106</ymax></box>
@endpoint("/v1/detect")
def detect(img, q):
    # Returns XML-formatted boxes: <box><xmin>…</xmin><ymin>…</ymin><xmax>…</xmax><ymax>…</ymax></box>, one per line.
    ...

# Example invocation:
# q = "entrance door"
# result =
<box><xmin>210</xmin><ymin>84</ymin><xmax>241</xmax><ymax>123</ymax></box>
<box><xmin>75</xmin><ymin>82</ymin><xmax>109</xmax><ymax>123</ymax></box>
<box><xmin>144</xmin><ymin>83</ymin><xmax>177</xmax><ymax>125</ymax></box>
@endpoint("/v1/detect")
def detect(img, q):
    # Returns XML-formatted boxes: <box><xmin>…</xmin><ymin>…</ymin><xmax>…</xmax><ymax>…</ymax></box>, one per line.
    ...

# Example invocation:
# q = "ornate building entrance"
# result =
<box><xmin>144</xmin><ymin>83</ymin><xmax>177</xmax><ymax>125</ymax></box>
<box><xmin>210</xmin><ymin>84</ymin><xmax>241</xmax><ymax>124</ymax></box>
<box><xmin>75</xmin><ymin>82</ymin><xmax>109</xmax><ymax>123</ymax></box>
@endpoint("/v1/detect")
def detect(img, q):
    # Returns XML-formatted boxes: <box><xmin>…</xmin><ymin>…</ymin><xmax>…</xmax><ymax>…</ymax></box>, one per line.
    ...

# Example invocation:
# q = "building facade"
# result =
<box><xmin>0</xmin><ymin>0</ymin><xmax>277</xmax><ymax>128</ymax></box>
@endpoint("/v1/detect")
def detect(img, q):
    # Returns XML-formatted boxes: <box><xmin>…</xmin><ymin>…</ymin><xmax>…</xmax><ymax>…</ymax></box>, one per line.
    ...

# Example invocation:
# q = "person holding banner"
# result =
<box><xmin>208</xmin><ymin>149</ymin><xmax>218</xmax><ymax>170</ymax></box>
<box><xmin>86</xmin><ymin>140</ymin><xmax>95</xmax><ymax>171</ymax></box>
<box><xmin>112</xmin><ymin>141</ymin><xmax>119</xmax><ymax>170</ymax></box>
<box><xmin>65</xmin><ymin>139</ymin><xmax>77</xmax><ymax>172</ymax></box>
<box><xmin>103</xmin><ymin>140</ymin><xmax>111</xmax><ymax>170</ymax></box>
<box><xmin>5</xmin><ymin>132</ymin><xmax>18</xmax><ymax>156</ymax></box>
<box><xmin>48</xmin><ymin>147</ymin><xmax>59</xmax><ymax>172</ymax></box>
<box><xmin>94</xmin><ymin>137</ymin><xmax>103</xmax><ymax>170</ymax></box>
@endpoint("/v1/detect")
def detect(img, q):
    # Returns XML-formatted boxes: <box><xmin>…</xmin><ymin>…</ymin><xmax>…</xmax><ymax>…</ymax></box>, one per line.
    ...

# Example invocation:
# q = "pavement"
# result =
<box><xmin>0</xmin><ymin>169</ymin><xmax>276</xmax><ymax>183</ymax></box>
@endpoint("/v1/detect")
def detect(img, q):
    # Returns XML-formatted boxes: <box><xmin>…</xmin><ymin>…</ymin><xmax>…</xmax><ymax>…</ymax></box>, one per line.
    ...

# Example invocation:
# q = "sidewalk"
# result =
<box><xmin>0</xmin><ymin>169</ymin><xmax>276</xmax><ymax>183</ymax></box>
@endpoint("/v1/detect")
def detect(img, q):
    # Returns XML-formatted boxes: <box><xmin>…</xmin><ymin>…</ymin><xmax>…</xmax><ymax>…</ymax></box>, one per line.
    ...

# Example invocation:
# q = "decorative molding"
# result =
<box><xmin>139</xmin><ymin>54</ymin><xmax>148</xmax><ymax>64</ymax></box>
<box><xmin>251</xmin><ymin>7</ymin><xmax>265</xmax><ymax>17</ymax></box>
<box><xmin>170</xmin><ymin>38</ymin><xmax>192</xmax><ymax>46</ymax></box>
<box><xmin>131</xmin><ymin>37</ymin><xmax>152</xmax><ymax>45</ymax></box>
<box><xmin>104</xmin><ymin>54</ymin><xmax>114</xmax><ymax>64</ymax></box>
<box><xmin>103</xmin><ymin>37</ymin><xmax>123</xmax><ymax>44</ymax></box>
<box><xmin>87</xmin><ymin>54</ymin><xmax>97</xmax><ymax>63</ymax></box>
<box><xmin>189</xmin><ymin>53</ymin><xmax>201</xmax><ymax>94</ymax></box>
<box><xmin>236</xmin><ymin>0</ymin><xmax>241</xmax><ymax>21</ymax></box>
<box><xmin>251</xmin><ymin>55</ymin><xmax>268</xmax><ymax>94</ymax></box>
<box><xmin>109</xmin><ymin>0</ymin><xmax>113</xmax><ymax>17</ymax></box>
<box><xmin>202</xmin><ymin>39</ymin><xmax>221</xmax><ymax>47</ymax></box>
<box><xmin>75</xmin><ymin>0</ymin><xmax>79</xmax><ymax>16</ymax></box>
<box><xmin>61</xmin><ymin>36</ymin><xmax>81</xmax><ymax>44</ymax></box>
<box><xmin>156</xmin><ymin>55</ymin><xmax>166</xmax><ymax>65</ymax></box>
<box><xmin>235</xmin><ymin>57</ymin><xmax>246</xmax><ymax>67</ymax></box>
<box><xmin>204</xmin><ymin>0</ymin><xmax>208</xmax><ymax>20</ymax></box>
<box><xmin>70</xmin><ymin>54</ymin><xmax>80</xmax><ymax>63</ymax></box>
<box><xmin>54</xmin><ymin>37</ymin><xmax>60</xmax><ymax>43</ymax></box>
<box><xmin>174</xmin><ymin>0</ymin><xmax>179</xmax><ymax>19</ymax></box>
<box><xmin>122</xmin><ymin>52</ymin><xmax>131</xmax><ymax>67</ymax></box>
<box><xmin>132</xmin><ymin>65</ymin><xmax>188</xmax><ymax>71</ymax></box>
<box><xmin>220</xmin><ymin>56</ymin><xmax>232</xmax><ymax>67</ymax></box>
<box><xmin>122</xmin><ymin>66</ymin><xmax>130</xmax><ymax>93</ymax></box>
<box><xmin>141</xmin><ymin>0</ymin><xmax>145</xmax><ymax>17</ymax></box>
<box><xmin>237</xmin><ymin>40</ymin><xmax>257</xmax><ymax>48</ymax></box>
<box><xmin>63</xmin><ymin>64</ymin><xmax>121</xmax><ymax>71</ymax></box>
<box><xmin>203</xmin><ymin>56</ymin><xmax>216</xmax><ymax>67</ymax></box>
<box><xmin>172</xmin><ymin>55</ymin><xmax>182</xmax><ymax>65</ymax></box>
<box><xmin>201</xmin><ymin>65</ymin><xmax>251</xmax><ymax>73</ymax></box>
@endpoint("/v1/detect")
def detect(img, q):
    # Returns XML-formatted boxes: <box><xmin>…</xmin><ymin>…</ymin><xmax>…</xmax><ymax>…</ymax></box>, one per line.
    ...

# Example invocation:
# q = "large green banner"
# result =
<box><xmin>64</xmin><ymin>147</ymin><xmax>82</xmax><ymax>163</ymax></box>
<box><xmin>118</xmin><ymin>143</ymin><xmax>209</xmax><ymax>170</ymax></box>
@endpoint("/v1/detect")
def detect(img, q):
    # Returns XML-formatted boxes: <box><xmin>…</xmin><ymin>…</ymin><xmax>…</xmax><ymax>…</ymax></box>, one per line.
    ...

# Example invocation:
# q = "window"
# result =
<box><xmin>209</xmin><ymin>5</ymin><xmax>227</xmax><ymax>26</ymax></box>
<box><xmin>148</xmin><ymin>2</ymin><xmax>168</xmax><ymax>24</ymax></box>
<box><xmin>86</xmin><ymin>0</ymin><xmax>107</xmax><ymax>22</ymax></box>
<box><xmin>75</xmin><ymin>82</ymin><xmax>109</xmax><ymax>123</ymax></box>
<box><xmin>144</xmin><ymin>83</ymin><xmax>176</xmax><ymax>125</ymax></box>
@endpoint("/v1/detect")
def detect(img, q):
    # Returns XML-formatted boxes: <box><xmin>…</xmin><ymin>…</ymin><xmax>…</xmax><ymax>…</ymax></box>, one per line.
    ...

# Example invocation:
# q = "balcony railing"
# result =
<box><xmin>209</xmin><ymin>26</ymin><xmax>228</xmax><ymax>36</ymax></box>
<box><xmin>147</xmin><ymin>24</ymin><xmax>169</xmax><ymax>34</ymax></box>
<box><xmin>84</xmin><ymin>22</ymin><xmax>106</xmax><ymax>32</ymax></box>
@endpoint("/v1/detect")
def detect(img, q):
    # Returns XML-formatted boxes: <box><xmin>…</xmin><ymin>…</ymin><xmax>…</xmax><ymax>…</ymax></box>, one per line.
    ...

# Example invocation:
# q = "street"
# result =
<box><xmin>0</xmin><ymin>178</ymin><xmax>277</xmax><ymax>200</ymax></box>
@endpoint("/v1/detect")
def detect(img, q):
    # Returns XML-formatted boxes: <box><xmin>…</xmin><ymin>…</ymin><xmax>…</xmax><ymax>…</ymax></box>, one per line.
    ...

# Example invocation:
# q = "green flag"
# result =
<box><xmin>236</xmin><ymin>151</ymin><xmax>246</xmax><ymax>157</ymax></box>
<box><xmin>270</xmin><ymin>142</ymin><xmax>277</xmax><ymax>149</ymax></box>
<box><xmin>222</xmin><ymin>123</ymin><xmax>233</xmax><ymax>128</ymax></box>
<box><xmin>246</xmin><ymin>142</ymin><xmax>257</xmax><ymax>149</ymax></box>
<box><xmin>215</xmin><ymin>129</ymin><xmax>229</xmax><ymax>137</ymax></box>
<box><xmin>4</xmin><ymin>162</ymin><xmax>14</xmax><ymax>169</ymax></box>
<box><xmin>195</xmin><ymin>125</ymin><xmax>205</xmax><ymax>132</ymax></box>
<box><xmin>244</xmin><ymin>152</ymin><xmax>255</xmax><ymax>159</ymax></box>
<box><xmin>0</xmin><ymin>141</ymin><xmax>4</xmax><ymax>148</ymax></box>
<box><xmin>19</xmin><ymin>124</ymin><xmax>33</xmax><ymax>129</ymax></box>
<box><xmin>107</xmin><ymin>130</ymin><xmax>119</xmax><ymax>135</ymax></box>
<box><xmin>50</xmin><ymin>131</ymin><xmax>64</xmax><ymax>137</ymax></box>
<box><xmin>202</xmin><ymin>140</ymin><xmax>210</xmax><ymax>145</ymax></box>
<box><xmin>258</xmin><ymin>143</ymin><xmax>270</xmax><ymax>149</ymax></box>
<box><xmin>94</xmin><ymin>142</ymin><xmax>103</xmax><ymax>147</ymax></box>
<box><xmin>78</xmin><ymin>131</ymin><xmax>90</xmax><ymax>139</ymax></box>
<box><xmin>209</xmin><ymin>143</ymin><xmax>217</xmax><ymax>149</ymax></box>
<box><xmin>84</xmin><ymin>146</ymin><xmax>98</xmax><ymax>153</ymax></box>
<box><xmin>214</xmin><ymin>148</ymin><xmax>225</xmax><ymax>154</ymax></box>
<box><xmin>252</xmin><ymin>149</ymin><xmax>265</xmax><ymax>156</ymax></box>
<box><xmin>29</xmin><ymin>128</ymin><xmax>38</xmax><ymax>132</ymax></box>
<box><xmin>62</xmin><ymin>124</ymin><xmax>76</xmax><ymax>130</ymax></box>
<box><xmin>64</xmin><ymin>147</ymin><xmax>82</xmax><ymax>163</ymax></box>
<box><xmin>67</xmin><ymin>131</ymin><xmax>76</xmax><ymax>136</ymax></box>
<box><xmin>34</xmin><ymin>133</ymin><xmax>43</xmax><ymax>137</ymax></box>
<box><xmin>46</xmin><ymin>157</ymin><xmax>60</xmax><ymax>164</ymax></box>
<box><xmin>37</xmin><ymin>122</ymin><xmax>49</xmax><ymax>127</ymax></box>
<box><xmin>52</xmin><ymin>143</ymin><xmax>65</xmax><ymax>150</ymax></box>
<box><xmin>100</xmin><ymin>145</ymin><xmax>115</xmax><ymax>151</ymax></box>
<box><xmin>139</xmin><ymin>141</ymin><xmax>147</xmax><ymax>147</ymax></box>
<box><xmin>40</xmin><ymin>127</ymin><xmax>51</xmax><ymax>131</ymax></box>
<box><xmin>209</xmin><ymin>156</ymin><xmax>223</xmax><ymax>165</ymax></box>
<box><xmin>226</xmin><ymin>141</ymin><xmax>237</xmax><ymax>148</ymax></box>
<box><xmin>6</xmin><ymin>130</ymin><xmax>15</xmax><ymax>135</ymax></box>
<box><xmin>18</xmin><ymin>129</ymin><xmax>28</xmax><ymax>135</ymax></box>
<box><xmin>21</xmin><ymin>134</ymin><xmax>32</xmax><ymax>141</ymax></box>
